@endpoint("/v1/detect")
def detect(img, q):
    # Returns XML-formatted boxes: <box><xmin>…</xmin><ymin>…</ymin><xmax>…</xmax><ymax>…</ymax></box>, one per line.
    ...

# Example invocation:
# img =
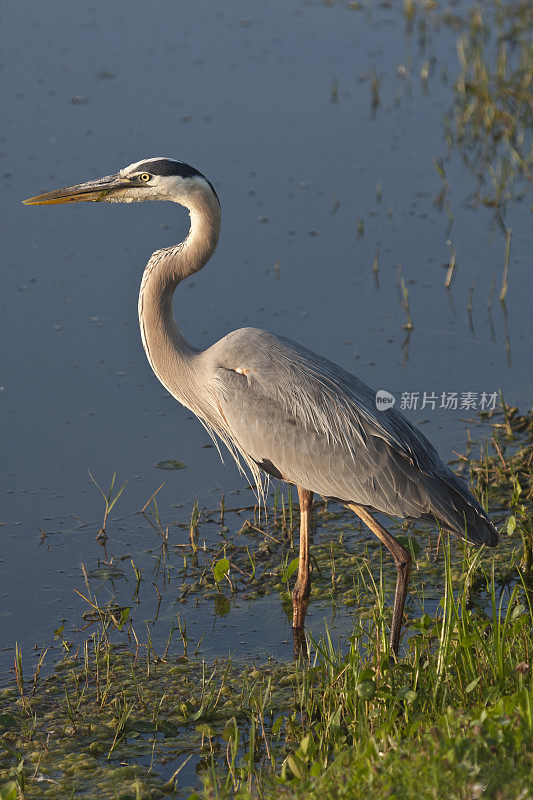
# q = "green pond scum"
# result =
<box><xmin>0</xmin><ymin>406</ymin><xmax>531</xmax><ymax>798</ymax></box>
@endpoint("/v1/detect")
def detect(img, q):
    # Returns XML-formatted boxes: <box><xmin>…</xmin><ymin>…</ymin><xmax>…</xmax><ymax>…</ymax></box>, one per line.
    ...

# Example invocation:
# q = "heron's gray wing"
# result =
<box><xmin>208</xmin><ymin>329</ymin><xmax>436</xmax><ymax>463</ymax></box>
<box><xmin>203</xmin><ymin>328</ymin><xmax>496</xmax><ymax>546</ymax></box>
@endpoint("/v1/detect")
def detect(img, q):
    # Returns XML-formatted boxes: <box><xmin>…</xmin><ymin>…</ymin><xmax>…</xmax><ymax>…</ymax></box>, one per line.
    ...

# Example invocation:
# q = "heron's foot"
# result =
<box><xmin>292</xmin><ymin>626</ymin><xmax>308</xmax><ymax>660</ymax></box>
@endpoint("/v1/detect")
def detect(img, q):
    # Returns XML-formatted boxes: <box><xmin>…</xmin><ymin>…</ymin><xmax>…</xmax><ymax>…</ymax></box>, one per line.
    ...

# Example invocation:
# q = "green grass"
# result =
<box><xmin>1</xmin><ymin>553</ymin><xmax>530</xmax><ymax>799</ymax></box>
<box><xmin>255</xmin><ymin>567</ymin><xmax>533</xmax><ymax>800</ymax></box>
<box><xmin>0</xmin><ymin>407</ymin><xmax>531</xmax><ymax>799</ymax></box>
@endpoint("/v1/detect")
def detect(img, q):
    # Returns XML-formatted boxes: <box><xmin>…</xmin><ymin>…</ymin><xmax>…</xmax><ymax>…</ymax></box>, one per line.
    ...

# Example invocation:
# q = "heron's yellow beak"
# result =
<box><xmin>23</xmin><ymin>174</ymin><xmax>132</xmax><ymax>205</ymax></box>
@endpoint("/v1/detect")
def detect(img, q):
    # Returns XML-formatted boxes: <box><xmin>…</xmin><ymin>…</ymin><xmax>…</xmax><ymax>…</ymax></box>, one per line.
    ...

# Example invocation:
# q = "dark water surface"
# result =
<box><xmin>1</xmin><ymin>1</ymin><xmax>531</xmax><ymax>671</ymax></box>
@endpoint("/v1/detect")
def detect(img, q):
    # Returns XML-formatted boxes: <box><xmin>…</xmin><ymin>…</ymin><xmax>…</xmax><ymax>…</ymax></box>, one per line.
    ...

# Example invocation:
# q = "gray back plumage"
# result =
<box><xmin>203</xmin><ymin>328</ymin><xmax>497</xmax><ymax>546</ymax></box>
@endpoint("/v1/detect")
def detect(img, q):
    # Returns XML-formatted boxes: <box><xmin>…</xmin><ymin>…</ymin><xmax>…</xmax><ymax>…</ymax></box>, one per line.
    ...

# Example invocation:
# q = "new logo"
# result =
<box><xmin>375</xmin><ymin>390</ymin><xmax>395</xmax><ymax>411</ymax></box>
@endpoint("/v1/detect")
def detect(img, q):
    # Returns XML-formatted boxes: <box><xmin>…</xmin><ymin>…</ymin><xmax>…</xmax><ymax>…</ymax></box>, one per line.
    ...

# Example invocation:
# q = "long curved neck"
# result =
<box><xmin>138</xmin><ymin>187</ymin><xmax>221</xmax><ymax>408</ymax></box>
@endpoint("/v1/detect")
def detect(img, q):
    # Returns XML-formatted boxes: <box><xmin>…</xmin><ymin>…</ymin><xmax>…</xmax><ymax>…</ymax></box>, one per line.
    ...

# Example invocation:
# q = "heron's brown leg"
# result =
<box><xmin>347</xmin><ymin>503</ymin><xmax>412</xmax><ymax>658</ymax></box>
<box><xmin>292</xmin><ymin>487</ymin><xmax>313</xmax><ymax>657</ymax></box>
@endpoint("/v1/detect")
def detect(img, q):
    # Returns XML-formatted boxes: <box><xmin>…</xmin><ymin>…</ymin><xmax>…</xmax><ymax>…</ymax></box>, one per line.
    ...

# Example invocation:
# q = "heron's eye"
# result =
<box><xmin>139</xmin><ymin>173</ymin><xmax>151</xmax><ymax>182</ymax></box>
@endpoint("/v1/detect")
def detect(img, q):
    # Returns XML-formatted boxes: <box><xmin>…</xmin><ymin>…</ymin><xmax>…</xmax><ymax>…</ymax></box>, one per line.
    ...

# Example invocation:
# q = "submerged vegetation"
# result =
<box><xmin>390</xmin><ymin>0</ymin><xmax>533</xmax><ymax>220</ymax></box>
<box><xmin>420</xmin><ymin>0</ymin><xmax>531</xmax><ymax>211</ymax></box>
<box><xmin>0</xmin><ymin>407</ymin><xmax>531</xmax><ymax>798</ymax></box>
<box><xmin>446</xmin><ymin>1</ymin><xmax>533</xmax><ymax>209</ymax></box>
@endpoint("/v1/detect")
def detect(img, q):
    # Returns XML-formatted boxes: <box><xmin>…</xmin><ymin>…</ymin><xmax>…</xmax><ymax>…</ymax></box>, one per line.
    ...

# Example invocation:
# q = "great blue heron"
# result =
<box><xmin>24</xmin><ymin>157</ymin><xmax>498</xmax><ymax>657</ymax></box>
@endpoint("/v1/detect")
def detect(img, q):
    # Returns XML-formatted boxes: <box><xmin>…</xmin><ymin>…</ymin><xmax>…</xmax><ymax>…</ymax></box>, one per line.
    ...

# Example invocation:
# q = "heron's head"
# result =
<box><xmin>23</xmin><ymin>157</ymin><xmax>219</xmax><ymax>208</ymax></box>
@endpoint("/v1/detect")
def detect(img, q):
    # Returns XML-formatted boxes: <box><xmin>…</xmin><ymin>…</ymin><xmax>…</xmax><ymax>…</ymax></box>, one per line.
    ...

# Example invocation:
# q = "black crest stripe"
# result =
<box><xmin>135</xmin><ymin>159</ymin><xmax>219</xmax><ymax>201</ymax></box>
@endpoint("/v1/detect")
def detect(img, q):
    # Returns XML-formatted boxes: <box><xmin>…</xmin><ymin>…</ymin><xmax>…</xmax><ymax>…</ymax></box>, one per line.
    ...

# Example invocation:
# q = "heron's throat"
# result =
<box><xmin>137</xmin><ymin>191</ymin><xmax>221</xmax><ymax>403</ymax></box>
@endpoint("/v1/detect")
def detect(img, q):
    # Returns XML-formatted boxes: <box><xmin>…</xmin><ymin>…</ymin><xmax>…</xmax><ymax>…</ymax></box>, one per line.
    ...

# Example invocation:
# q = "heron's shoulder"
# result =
<box><xmin>218</xmin><ymin>327</ymin><xmax>288</xmax><ymax>346</ymax></box>
<box><xmin>205</xmin><ymin>327</ymin><xmax>302</xmax><ymax>366</ymax></box>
